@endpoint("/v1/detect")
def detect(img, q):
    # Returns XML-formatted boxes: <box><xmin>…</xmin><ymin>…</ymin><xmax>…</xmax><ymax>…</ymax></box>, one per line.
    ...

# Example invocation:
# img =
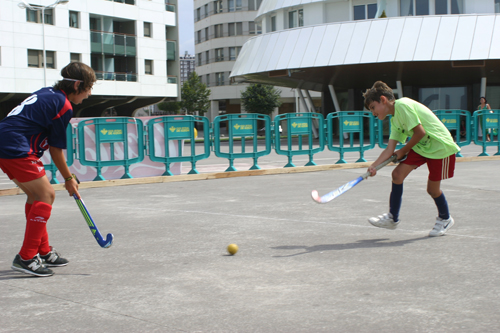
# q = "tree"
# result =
<box><xmin>181</xmin><ymin>72</ymin><xmax>211</xmax><ymax>115</ymax></box>
<box><xmin>240</xmin><ymin>84</ymin><xmax>282</xmax><ymax>115</ymax></box>
<box><xmin>157</xmin><ymin>101</ymin><xmax>182</xmax><ymax>114</ymax></box>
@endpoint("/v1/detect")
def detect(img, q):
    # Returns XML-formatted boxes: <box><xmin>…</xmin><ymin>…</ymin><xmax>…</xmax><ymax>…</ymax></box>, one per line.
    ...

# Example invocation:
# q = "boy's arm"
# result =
<box><xmin>368</xmin><ymin>139</ymin><xmax>398</xmax><ymax>177</ymax></box>
<box><xmin>49</xmin><ymin>146</ymin><xmax>80</xmax><ymax>199</ymax></box>
<box><xmin>394</xmin><ymin>124</ymin><xmax>426</xmax><ymax>159</ymax></box>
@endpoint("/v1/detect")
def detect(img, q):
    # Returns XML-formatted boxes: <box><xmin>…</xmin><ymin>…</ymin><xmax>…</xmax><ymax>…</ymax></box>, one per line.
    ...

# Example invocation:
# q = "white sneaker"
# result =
<box><xmin>368</xmin><ymin>213</ymin><xmax>399</xmax><ymax>230</ymax></box>
<box><xmin>429</xmin><ymin>216</ymin><xmax>454</xmax><ymax>237</ymax></box>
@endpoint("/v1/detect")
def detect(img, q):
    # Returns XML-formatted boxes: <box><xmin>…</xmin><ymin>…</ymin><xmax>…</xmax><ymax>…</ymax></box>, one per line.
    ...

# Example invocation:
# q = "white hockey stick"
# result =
<box><xmin>311</xmin><ymin>155</ymin><xmax>399</xmax><ymax>204</ymax></box>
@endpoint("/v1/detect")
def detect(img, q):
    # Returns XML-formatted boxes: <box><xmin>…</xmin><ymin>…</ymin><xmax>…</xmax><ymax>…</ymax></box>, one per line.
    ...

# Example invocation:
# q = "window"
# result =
<box><xmin>229</xmin><ymin>47</ymin><xmax>241</xmax><ymax>60</ymax></box>
<box><xmin>196</xmin><ymin>8</ymin><xmax>201</xmax><ymax>21</ymax></box>
<box><xmin>197</xmin><ymin>53</ymin><xmax>202</xmax><ymax>66</ymax></box>
<box><xmin>205</xmin><ymin>27</ymin><xmax>209</xmax><ymax>41</ymax></box>
<box><xmin>496</xmin><ymin>0</ymin><xmax>500</xmax><ymax>13</ymax></box>
<box><xmin>214</xmin><ymin>24</ymin><xmax>223</xmax><ymax>38</ymax></box>
<box><xmin>248</xmin><ymin>0</ymin><xmax>263</xmax><ymax>10</ymax></box>
<box><xmin>28</xmin><ymin>49</ymin><xmax>55</xmax><ymax>68</ymax></box>
<box><xmin>419</xmin><ymin>87</ymin><xmax>467</xmax><ymax>110</ymax></box>
<box><xmin>204</xmin><ymin>4</ymin><xmax>209</xmax><ymax>17</ymax></box>
<box><xmin>69</xmin><ymin>11</ymin><xmax>79</xmax><ymax>28</ymax></box>
<box><xmin>197</xmin><ymin>30</ymin><xmax>201</xmax><ymax>43</ymax></box>
<box><xmin>435</xmin><ymin>0</ymin><xmax>464</xmax><ymax>14</ymax></box>
<box><xmin>271</xmin><ymin>16</ymin><xmax>277</xmax><ymax>32</ymax></box>
<box><xmin>144</xmin><ymin>22</ymin><xmax>152</xmax><ymax>37</ymax></box>
<box><xmin>215</xmin><ymin>48</ymin><xmax>224</xmax><ymax>62</ymax></box>
<box><xmin>206</xmin><ymin>74</ymin><xmax>210</xmax><ymax>86</ymax></box>
<box><xmin>400</xmin><ymin>0</ymin><xmax>429</xmax><ymax>16</ymax></box>
<box><xmin>228</xmin><ymin>0</ymin><xmax>242</xmax><ymax>11</ymax></box>
<box><xmin>249</xmin><ymin>22</ymin><xmax>255</xmax><ymax>34</ymax></box>
<box><xmin>288</xmin><ymin>9</ymin><xmax>303</xmax><ymax>29</ymax></box>
<box><xmin>70</xmin><ymin>53</ymin><xmax>81</xmax><ymax>62</ymax></box>
<box><xmin>216</xmin><ymin>72</ymin><xmax>225</xmax><ymax>86</ymax></box>
<box><xmin>205</xmin><ymin>51</ymin><xmax>210</xmax><ymax>64</ymax></box>
<box><xmin>214</xmin><ymin>0</ymin><xmax>223</xmax><ymax>14</ymax></box>
<box><xmin>354</xmin><ymin>4</ymin><xmax>377</xmax><ymax>20</ymax></box>
<box><xmin>236</xmin><ymin>22</ymin><xmax>243</xmax><ymax>35</ymax></box>
<box><xmin>145</xmin><ymin>60</ymin><xmax>153</xmax><ymax>75</ymax></box>
<box><xmin>228</xmin><ymin>23</ymin><xmax>235</xmax><ymax>36</ymax></box>
<box><xmin>26</xmin><ymin>7</ymin><xmax>54</xmax><ymax>25</ymax></box>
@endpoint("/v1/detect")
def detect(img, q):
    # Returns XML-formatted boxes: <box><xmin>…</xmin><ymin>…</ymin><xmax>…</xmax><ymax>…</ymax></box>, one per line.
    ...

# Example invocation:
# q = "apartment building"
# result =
<box><xmin>0</xmin><ymin>0</ymin><xmax>179</xmax><ymax>118</ymax></box>
<box><xmin>180</xmin><ymin>51</ymin><xmax>196</xmax><ymax>86</ymax></box>
<box><xmin>194</xmin><ymin>0</ymin><xmax>320</xmax><ymax>121</ymax></box>
<box><xmin>231</xmin><ymin>0</ymin><xmax>500</xmax><ymax>114</ymax></box>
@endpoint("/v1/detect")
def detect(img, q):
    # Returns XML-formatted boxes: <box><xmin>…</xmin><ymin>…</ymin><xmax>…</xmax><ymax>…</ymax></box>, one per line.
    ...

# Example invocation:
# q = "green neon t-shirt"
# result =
<box><xmin>389</xmin><ymin>98</ymin><xmax>460</xmax><ymax>159</ymax></box>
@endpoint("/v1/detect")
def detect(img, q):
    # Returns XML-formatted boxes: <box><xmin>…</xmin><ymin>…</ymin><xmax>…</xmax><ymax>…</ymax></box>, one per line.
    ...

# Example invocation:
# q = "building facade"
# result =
<box><xmin>230</xmin><ymin>0</ymin><xmax>500</xmax><ymax>115</ymax></box>
<box><xmin>0</xmin><ymin>0</ymin><xmax>179</xmax><ymax>118</ymax></box>
<box><xmin>180</xmin><ymin>51</ymin><xmax>196</xmax><ymax>86</ymax></box>
<box><xmin>194</xmin><ymin>0</ymin><xmax>320</xmax><ymax>121</ymax></box>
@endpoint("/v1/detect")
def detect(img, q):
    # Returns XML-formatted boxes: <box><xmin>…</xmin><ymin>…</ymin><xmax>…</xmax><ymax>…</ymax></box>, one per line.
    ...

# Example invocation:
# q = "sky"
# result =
<box><xmin>178</xmin><ymin>1</ymin><xmax>195</xmax><ymax>56</ymax></box>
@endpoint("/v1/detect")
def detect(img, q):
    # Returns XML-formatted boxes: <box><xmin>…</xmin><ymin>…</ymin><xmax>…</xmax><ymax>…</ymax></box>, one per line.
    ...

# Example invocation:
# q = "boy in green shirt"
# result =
<box><xmin>363</xmin><ymin>81</ymin><xmax>460</xmax><ymax>236</ymax></box>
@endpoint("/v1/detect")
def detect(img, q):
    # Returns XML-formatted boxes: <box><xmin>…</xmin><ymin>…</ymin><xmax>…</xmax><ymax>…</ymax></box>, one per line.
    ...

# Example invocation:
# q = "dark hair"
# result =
<box><xmin>363</xmin><ymin>81</ymin><xmax>395</xmax><ymax>110</ymax></box>
<box><xmin>480</xmin><ymin>96</ymin><xmax>487</xmax><ymax>103</ymax></box>
<box><xmin>53</xmin><ymin>62</ymin><xmax>96</xmax><ymax>95</ymax></box>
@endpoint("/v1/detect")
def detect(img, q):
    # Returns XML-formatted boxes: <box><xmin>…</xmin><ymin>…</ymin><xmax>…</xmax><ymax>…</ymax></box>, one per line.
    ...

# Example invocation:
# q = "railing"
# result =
<box><xmin>95</xmin><ymin>71</ymin><xmax>137</xmax><ymax>82</ymax></box>
<box><xmin>90</xmin><ymin>31</ymin><xmax>136</xmax><ymax>57</ymax></box>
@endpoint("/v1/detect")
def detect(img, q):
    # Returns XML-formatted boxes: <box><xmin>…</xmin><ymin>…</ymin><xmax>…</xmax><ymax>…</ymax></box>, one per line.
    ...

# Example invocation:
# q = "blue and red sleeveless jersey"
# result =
<box><xmin>0</xmin><ymin>87</ymin><xmax>73</xmax><ymax>159</ymax></box>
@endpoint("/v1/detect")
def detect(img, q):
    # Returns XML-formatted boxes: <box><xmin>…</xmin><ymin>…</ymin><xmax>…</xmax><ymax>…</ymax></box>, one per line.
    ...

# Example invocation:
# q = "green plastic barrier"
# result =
<box><xmin>274</xmin><ymin>112</ymin><xmax>325</xmax><ymax>167</ymax></box>
<box><xmin>433</xmin><ymin>109</ymin><xmax>471</xmax><ymax>157</ymax></box>
<box><xmin>213</xmin><ymin>113</ymin><xmax>271</xmax><ymax>172</ymax></box>
<box><xmin>473</xmin><ymin>109</ymin><xmax>500</xmax><ymax>156</ymax></box>
<box><xmin>327</xmin><ymin>111</ymin><xmax>375</xmax><ymax>164</ymax></box>
<box><xmin>77</xmin><ymin>117</ymin><xmax>144</xmax><ymax>181</ymax></box>
<box><xmin>44</xmin><ymin>123</ymin><xmax>76</xmax><ymax>184</ymax></box>
<box><xmin>146</xmin><ymin>115</ymin><xmax>210</xmax><ymax>175</ymax></box>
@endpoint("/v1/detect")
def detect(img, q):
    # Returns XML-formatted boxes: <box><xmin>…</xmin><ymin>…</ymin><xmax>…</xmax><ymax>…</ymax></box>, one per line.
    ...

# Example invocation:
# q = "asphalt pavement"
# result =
<box><xmin>0</xmin><ymin>141</ymin><xmax>499</xmax><ymax>332</ymax></box>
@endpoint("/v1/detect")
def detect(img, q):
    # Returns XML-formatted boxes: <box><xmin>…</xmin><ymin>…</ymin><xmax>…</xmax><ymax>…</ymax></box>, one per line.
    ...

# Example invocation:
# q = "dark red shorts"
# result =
<box><xmin>402</xmin><ymin>150</ymin><xmax>456</xmax><ymax>181</ymax></box>
<box><xmin>0</xmin><ymin>155</ymin><xmax>46</xmax><ymax>183</ymax></box>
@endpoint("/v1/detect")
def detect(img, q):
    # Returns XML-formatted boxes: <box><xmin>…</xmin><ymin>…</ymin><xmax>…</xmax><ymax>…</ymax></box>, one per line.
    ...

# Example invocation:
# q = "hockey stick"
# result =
<box><xmin>311</xmin><ymin>155</ymin><xmax>399</xmax><ymax>204</ymax></box>
<box><xmin>71</xmin><ymin>175</ymin><xmax>113</xmax><ymax>248</ymax></box>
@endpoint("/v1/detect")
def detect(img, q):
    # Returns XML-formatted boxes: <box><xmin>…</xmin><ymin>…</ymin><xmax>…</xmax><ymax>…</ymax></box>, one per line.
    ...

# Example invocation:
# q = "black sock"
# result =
<box><xmin>433</xmin><ymin>192</ymin><xmax>450</xmax><ymax>220</ymax></box>
<box><xmin>389</xmin><ymin>183</ymin><xmax>403</xmax><ymax>222</ymax></box>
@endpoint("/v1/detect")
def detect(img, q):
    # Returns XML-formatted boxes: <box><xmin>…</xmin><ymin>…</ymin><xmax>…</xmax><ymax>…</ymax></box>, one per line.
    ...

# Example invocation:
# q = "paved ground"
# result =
<box><xmin>0</xmin><ymin>142</ymin><xmax>499</xmax><ymax>332</ymax></box>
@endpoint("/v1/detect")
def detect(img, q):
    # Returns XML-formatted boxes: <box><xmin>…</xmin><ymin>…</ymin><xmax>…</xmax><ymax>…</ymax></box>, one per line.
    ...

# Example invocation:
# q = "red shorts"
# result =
<box><xmin>0</xmin><ymin>155</ymin><xmax>46</xmax><ymax>183</ymax></box>
<box><xmin>402</xmin><ymin>150</ymin><xmax>456</xmax><ymax>181</ymax></box>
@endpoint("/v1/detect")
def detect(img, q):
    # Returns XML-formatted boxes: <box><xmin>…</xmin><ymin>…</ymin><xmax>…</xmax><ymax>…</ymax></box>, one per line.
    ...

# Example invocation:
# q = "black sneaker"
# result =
<box><xmin>11</xmin><ymin>254</ymin><xmax>54</xmax><ymax>277</ymax></box>
<box><xmin>40</xmin><ymin>247</ymin><xmax>69</xmax><ymax>267</ymax></box>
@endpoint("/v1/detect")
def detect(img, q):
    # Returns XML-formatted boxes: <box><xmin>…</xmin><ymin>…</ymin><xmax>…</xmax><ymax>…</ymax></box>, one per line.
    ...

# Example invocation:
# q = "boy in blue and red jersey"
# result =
<box><xmin>0</xmin><ymin>62</ymin><xmax>96</xmax><ymax>277</ymax></box>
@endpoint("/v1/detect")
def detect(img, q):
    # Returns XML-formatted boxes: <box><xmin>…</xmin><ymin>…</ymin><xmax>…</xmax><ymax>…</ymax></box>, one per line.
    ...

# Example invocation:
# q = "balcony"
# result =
<box><xmin>95</xmin><ymin>71</ymin><xmax>137</xmax><ymax>82</ymax></box>
<box><xmin>166</xmin><ymin>2</ymin><xmax>175</xmax><ymax>12</ymax></box>
<box><xmin>91</xmin><ymin>31</ymin><xmax>136</xmax><ymax>57</ymax></box>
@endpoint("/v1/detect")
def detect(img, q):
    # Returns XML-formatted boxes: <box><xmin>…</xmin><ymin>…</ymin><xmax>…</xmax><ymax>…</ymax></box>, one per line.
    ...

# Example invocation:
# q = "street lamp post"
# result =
<box><xmin>18</xmin><ymin>0</ymin><xmax>69</xmax><ymax>87</ymax></box>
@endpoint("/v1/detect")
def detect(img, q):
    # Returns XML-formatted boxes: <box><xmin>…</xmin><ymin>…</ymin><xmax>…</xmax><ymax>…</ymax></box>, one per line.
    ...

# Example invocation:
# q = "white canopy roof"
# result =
<box><xmin>231</xmin><ymin>14</ymin><xmax>500</xmax><ymax>79</ymax></box>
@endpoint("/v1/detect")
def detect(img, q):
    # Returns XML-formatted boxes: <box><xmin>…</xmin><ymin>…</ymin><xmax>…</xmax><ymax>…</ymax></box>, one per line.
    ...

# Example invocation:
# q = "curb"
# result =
<box><xmin>1</xmin><ymin>155</ymin><xmax>500</xmax><ymax>197</ymax></box>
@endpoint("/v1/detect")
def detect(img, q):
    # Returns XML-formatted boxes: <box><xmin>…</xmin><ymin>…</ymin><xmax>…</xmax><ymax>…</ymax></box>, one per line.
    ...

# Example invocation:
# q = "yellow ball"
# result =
<box><xmin>227</xmin><ymin>244</ymin><xmax>238</xmax><ymax>255</ymax></box>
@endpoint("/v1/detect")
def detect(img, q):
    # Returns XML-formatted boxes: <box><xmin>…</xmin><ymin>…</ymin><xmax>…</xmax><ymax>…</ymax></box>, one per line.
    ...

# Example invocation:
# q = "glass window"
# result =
<box><xmin>215</xmin><ymin>48</ymin><xmax>224</xmax><ymax>62</ymax></box>
<box><xmin>496</xmin><ymin>0</ymin><xmax>500</xmax><ymax>13</ymax></box>
<box><xmin>298</xmin><ymin>9</ymin><xmax>304</xmax><ymax>26</ymax></box>
<box><xmin>400</xmin><ymin>0</ymin><xmax>413</xmax><ymax>16</ymax></box>
<box><xmin>228</xmin><ymin>23</ymin><xmax>235</xmax><ymax>36</ymax></box>
<box><xmin>27</xmin><ymin>49</ymin><xmax>41</xmax><ymax>67</ymax></box>
<box><xmin>435</xmin><ymin>0</ymin><xmax>447</xmax><ymax>14</ymax></box>
<box><xmin>205</xmin><ymin>27</ymin><xmax>209</xmax><ymax>41</ymax></box>
<box><xmin>249</xmin><ymin>21</ymin><xmax>255</xmax><ymax>34</ymax></box>
<box><xmin>144</xmin><ymin>22</ymin><xmax>152</xmax><ymax>37</ymax></box>
<box><xmin>271</xmin><ymin>16</ymin><xmax>276</xmax><ymax>32</ymax></box>
<box><xmin>367</xmin><ymin>4</ymin><xmax>377</xmax><ymax>18</ymax></box>
<box><xmin>197</xmin><ymin>53</ymin><xmax>202</xmax><ymax>66</ymax></box>
<box><xmin>228</xmin><ymin>0</ymin><xmax>234</xmax><ymax>12</ymax></box>
<box><xmin>229</xmin><ymin>47</ymin><xmax>236</xmax><ymax>60</ymax></box>
<box><xmin>354</xmin><ymin>5</ymin><xmax>365</xmax><ymax>20</ymax></box>
<box><xmin>249</xmin><ymin>0</ymin><xmax>255</xmax><ymax>11</ymax></box>
<box><xmin>70</xmin><ymin>53</ymin><xmax>81</xmax><ymax>62</ymax></box>
<box><xmin>69</xmin><ymin>11</ymin><xmax>79</xmax><ymax>28</ymax></box>
<box><xmin>145</xmin><ymin>60</ymin><xmax>153</xmax><ymax>75</ymax></box>
<box><xmin>236</xmin><ymin>22</ymin><xmax>243</xmax><ymax>35</ymax></box>
<box><xmin>214</xmin><ymin>0</ymin><xmax>223</xmax><ymax>14</ymax></box>
<box><xmin>216</xmin><ymin>72</ymin><xmax>225</xmax><ymax>86</ymax></box>
<box><xmin>451</xmin><ymin>0</ymin><xmax>463</xmax><ymax>14</ymax></box>
<box><xmin>26</xmin><ymin>7</ymin><xmax>53</xmax><ymax>24</ymax></box>
<box><xmin>419</xmin><ymin>87</ymin><xmax>467</xmax><ymax>110</ymax></box>
<box><xmin>236</xmin><ymin>0</ymin><xmax>242</xmax><ymax>11</ymax></box>
<box><xmin>289</xmin><ymin>10</ymin><xmax>297</xmax><ymax>28</ymax></box>
<box><xmin>214</xmin><ymin>24</ymin><xmax>223</xmax><ymax>38</ymax></box>
<box><xmin>43</xmin><ymin>8</ymin><xmax>53</xmax><ymax>25</ymax></box>
<box><xmin>415</xmin><ymin>0</ymin><xmax>429</xmax><ymax>15</ymax></box>
<box><xmin>45</xmin><ymin>51</ymin><xmax>55</xmax><ymax>69</ymax></box>
<box><xmin>205</xmin><ymin>50</ymin><xmax>210</xmax><ymax>64</ymax></box>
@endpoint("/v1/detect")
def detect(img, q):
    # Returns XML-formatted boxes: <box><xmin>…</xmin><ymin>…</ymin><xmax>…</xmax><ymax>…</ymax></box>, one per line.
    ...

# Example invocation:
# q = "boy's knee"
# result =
<box><xmin>391</xmin><ymin>169</ymin><xmax>405</xmax><ymax>184</ymax></box>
